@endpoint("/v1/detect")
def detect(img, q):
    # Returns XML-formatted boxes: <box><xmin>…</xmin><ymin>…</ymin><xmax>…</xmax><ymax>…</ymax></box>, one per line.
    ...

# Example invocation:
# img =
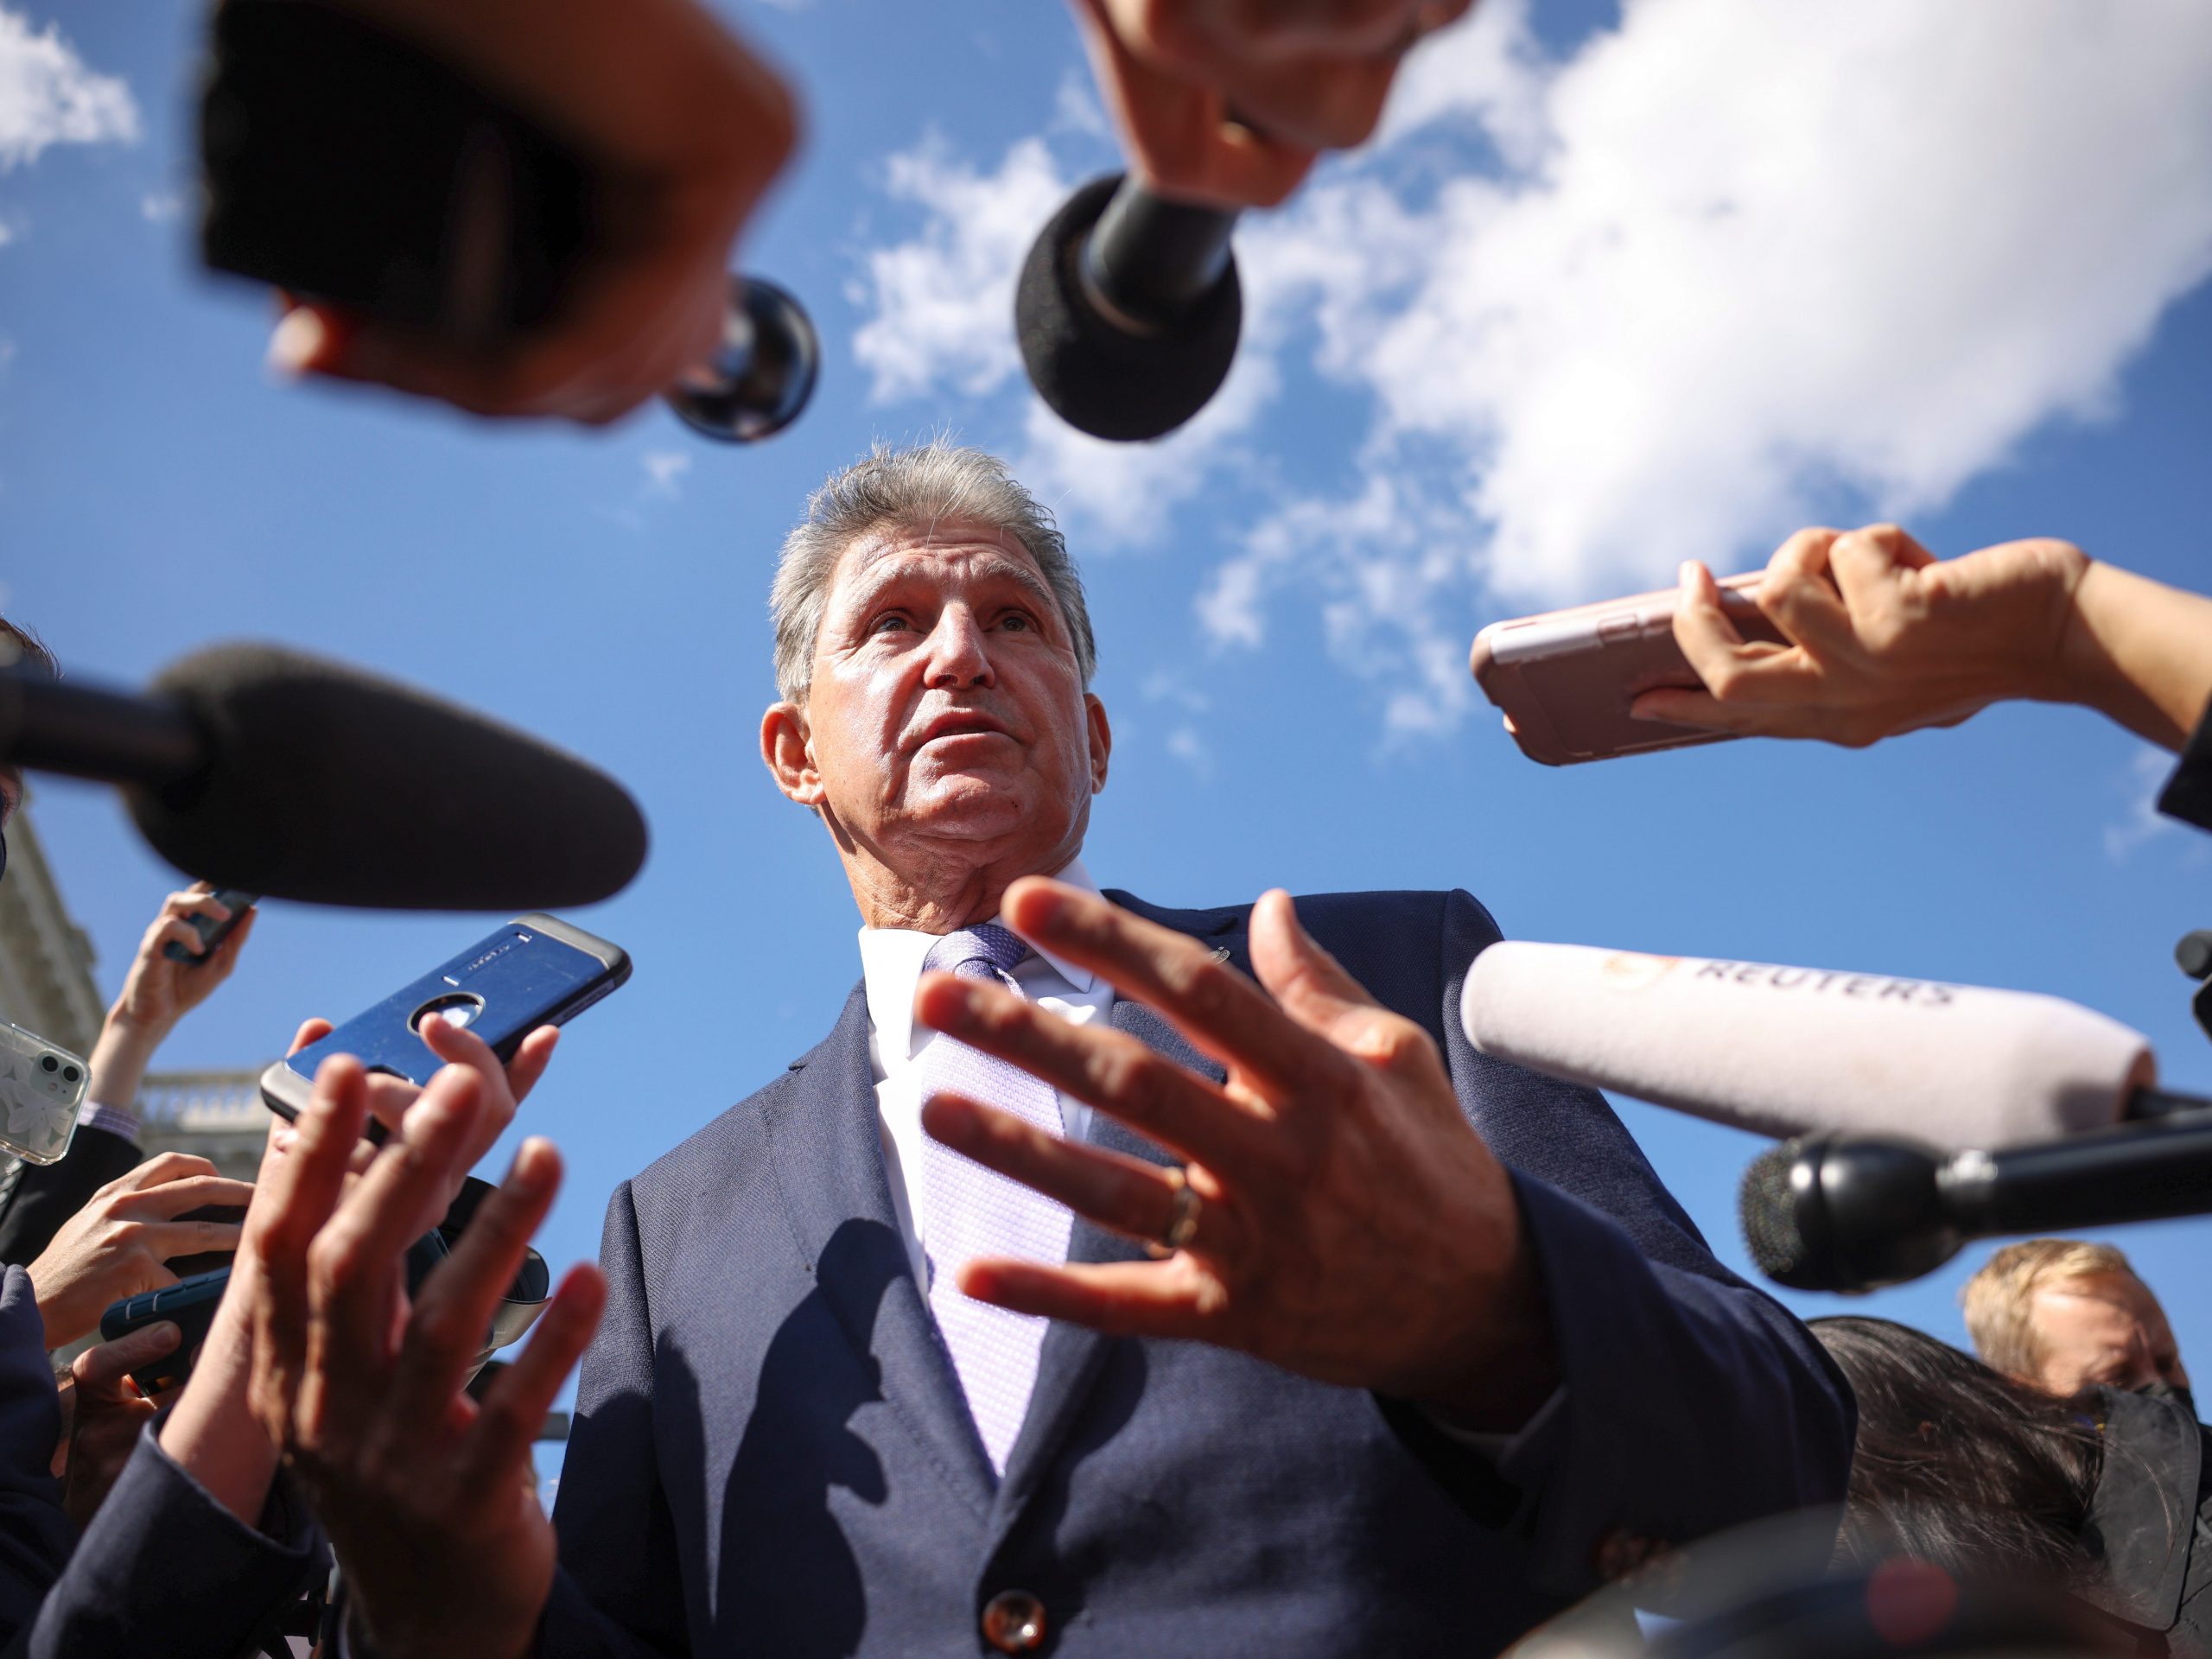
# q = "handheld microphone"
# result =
<box><xmin>0</xmin><ymin>645</ymin><xmax>646</xmax><ymax>910</ymax></box>
<box><xmin>1739</xmin><ymin>1105</ymin><xmax>2212</xmax><ymax>1293</ymax></box>
<box><xmin>1461</xmin><ymin>942</ymin><xmax>2157</xmax><ymax>1150</ymax></box>
<box><xmin>1014</xmin><ymin>173</ymin><xmax>1243</xmax><ymax>442</ymax></box>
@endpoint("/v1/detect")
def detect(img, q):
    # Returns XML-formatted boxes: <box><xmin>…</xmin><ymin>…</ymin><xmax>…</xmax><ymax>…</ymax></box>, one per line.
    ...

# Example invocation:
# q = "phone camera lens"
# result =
<box><xmin>62</xmin><ymin>1065</ymin><xmax>80</xmax><ymax>1084</ymax></box>
<box><xmin>38</xmin><ymin>1055</ymin><xmax>57</xmax><ymax>1072</ymax></box>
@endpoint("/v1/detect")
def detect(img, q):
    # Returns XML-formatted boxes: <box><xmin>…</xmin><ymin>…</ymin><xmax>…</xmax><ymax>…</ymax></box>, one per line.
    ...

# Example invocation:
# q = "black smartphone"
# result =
<box><xmin>199</xmin><ymin>0</ymin><xmax>593</xmax><ymax>344</ymax></box>
<box><xmin>99</xmin><ymin>1268</ymin><xmax>231</xmax><ymax>1397</ymax></box>
<box><xmin>259</xmin><ymin>913</ymin><xmax>629</xmax><ymax>1123</ymax></box>
<box><xmin>163</xmin><ymin>890</ymin><xmax>259</xmax><ymax>965</ymax></box>
<box><xmin>101</xmin><ymin>1230</ymin><xmax>474</xmax><ymax>1396</ymax></box>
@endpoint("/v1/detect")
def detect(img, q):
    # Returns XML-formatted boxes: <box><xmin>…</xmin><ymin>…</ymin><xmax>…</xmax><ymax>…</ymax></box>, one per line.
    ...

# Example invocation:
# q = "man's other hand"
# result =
<box><xmin>269</xmin><ymin>0</ymin><xmax>798</xmax><ymax>424</ymax></box>
<box><xmin>24</xmin><ymin>1155</ymin><xmax>252</xmax><ymax>1350</ymax></box>
<box><xmin>916</xmin><ymin>880</ymin><xmax>1556</xmax><ymax>1429</ymax></box>
<box><xmin>1073</xmin><ymin>0</ymin><xmax>1471</xmax><ymax>207</ymax></box>
<box><xmin>246</xmin><ymin>1054</ymin><xmax>603</xmax><ymax>1659</ymax></box>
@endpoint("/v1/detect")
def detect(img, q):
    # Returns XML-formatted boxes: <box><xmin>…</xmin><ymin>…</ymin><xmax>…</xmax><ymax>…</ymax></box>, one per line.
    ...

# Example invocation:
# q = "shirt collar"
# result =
<box><xmin>858</xmin><ymin>857</ymin><xmax>1101</xmax><ymax>1063</ymax></box>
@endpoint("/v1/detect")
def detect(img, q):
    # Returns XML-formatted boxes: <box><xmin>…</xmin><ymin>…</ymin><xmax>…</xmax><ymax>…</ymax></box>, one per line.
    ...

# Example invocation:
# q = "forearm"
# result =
<box><xmin>2053</xmin><ymin>560</ymin><xmax>2212</xmax><ymax>750</ymax></box>
<box><xmin>156</xmin><ymin>1315</ymin><xmax>279</xmax><ymax>1526</ymax></box>
<box><xmin>83</xmin><ymin>1017</ymin><xmax>161</xmax><ymax>1117</ymax></box>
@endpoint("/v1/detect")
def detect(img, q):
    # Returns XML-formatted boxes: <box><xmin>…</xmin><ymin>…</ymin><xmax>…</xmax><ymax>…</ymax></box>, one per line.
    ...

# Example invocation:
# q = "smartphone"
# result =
<box><xmin>200</xmin><ymin>0</ymin><xmax>591</xmax><ymax>344</ymax></box>
<box><xmin>163</xmin><ymin>889</ymin><xmax>259</xmax><ymax>965</ymax></box>
<box><xmin>1469</xmin><ymin>572</ymin><xmax>1789</xmax><ymax>766</ymax></box>
<box><xmin>101</xmin><ymin>1224</ymin><xmax>535</xmax><ymax>1397</ymax></box>
<box><xmin>259</xmin><ymin>913</ymin><xmax>629</xmax><ymax>1122</ymax></box>
<box><xmin>99</xmin><ymin>1268</ymin><xmax>231</xmax><ymax>1397</ymax></box>
<box><xmin>0</xmin><ymin>1023</ymin><xmax>87</xmax><ymax>1166</ymax></box>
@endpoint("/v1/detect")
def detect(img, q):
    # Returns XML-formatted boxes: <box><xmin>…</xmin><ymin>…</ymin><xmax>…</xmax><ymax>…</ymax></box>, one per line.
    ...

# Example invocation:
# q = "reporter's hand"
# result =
<box><xmin>917</xmin><ymin>880</ymin><xmax>1554</xmax><ymax>1427</ymax></box>
<box><xmin>247</xmin><ymin>1056</ymin><xmax>604</xmax><ymax>1659</ymax></box>
<box><xmin>108</xmin><ymin>887</ymin><xmax>254</xmax><ymax>1045</ymax></box>
<box><xmin>1630</xmin><ymin>526</ymin><xmax>2093</xmax><ymax>749</ymax></box>
<box><xmin>269</xmin><ymin>0</ymin><xmax>798</xmax><ymax>424</ymax></box>
<box><xmin>24</xmin><ymin>1156</ymin><xmax>252</xmax><ymax>1349</ymax></box>
<box><xmin>1074</xmin><ymin>0</ymin><xmax>1470</xmax><ymax>207</ymax></box>
<box><xmin>86</xmin><ymin>885</ymin><xmax>257</xmax><ymax>1112</ymax></box>
<box><xmin>271</xmin><ymin>1015</ymin><xmax>558</xmax><ymax>1198</ymax></box>
<box><xmin>60</xmin><ymin>1321</ymin><xmax>181</xmax><ymax>1529</ymax></box>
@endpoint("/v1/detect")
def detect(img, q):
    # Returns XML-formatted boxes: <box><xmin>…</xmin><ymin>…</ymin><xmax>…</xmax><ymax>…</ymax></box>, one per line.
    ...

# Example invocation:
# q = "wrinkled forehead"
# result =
<box><xmin>827</xmin><ymin>519</ymin><xmax>1057</xmax><ymax>613</ymax></box>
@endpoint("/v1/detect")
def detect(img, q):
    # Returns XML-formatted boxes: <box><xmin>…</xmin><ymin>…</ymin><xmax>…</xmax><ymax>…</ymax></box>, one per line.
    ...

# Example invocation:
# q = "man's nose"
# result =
<box><xmin>923</xmin><ymin>608</ymin><xmax>995</xmax><ymax>688</ymax></box>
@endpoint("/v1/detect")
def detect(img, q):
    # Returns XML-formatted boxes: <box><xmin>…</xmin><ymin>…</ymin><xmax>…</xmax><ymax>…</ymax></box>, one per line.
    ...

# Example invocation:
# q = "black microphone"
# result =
<box><xmin>1738</xmin><ymin>1096</ymin><xmax>2212</xmax><ymax>1294</ymax></box>
<box><xmin>1015</xmin><ymin>174</ymin><xmax>1243</xmax><ymax>442</ymax></box>
<box><xmin>0</xmin><ymin>645</ymin><xmax>647</xmax><ymax>911</ymax></box>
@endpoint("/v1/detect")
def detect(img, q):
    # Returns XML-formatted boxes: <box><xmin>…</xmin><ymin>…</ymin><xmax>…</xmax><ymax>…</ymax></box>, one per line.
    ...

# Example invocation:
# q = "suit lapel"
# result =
<box><xmin>991</xmin><ymin>899</ymin><xmax>1247</xmax><ymax>1527</ymax></box>
<box><xmin>761</xmin><ymin>985</ymin><xmax>997</xmax><ymax>1518</ymax></box>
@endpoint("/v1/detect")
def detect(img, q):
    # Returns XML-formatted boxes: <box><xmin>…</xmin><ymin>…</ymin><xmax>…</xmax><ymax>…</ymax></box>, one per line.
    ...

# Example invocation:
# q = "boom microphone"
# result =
<box><xmin>1740</xmin><ymin>1109</ymin><xmax>2212</xmax><ymax>1293</ymax></box>
<box><xmin>0</xmin><ymin>645</ymin><xmax>646</xmax><ymax>910</ymax></box>
<box><xmin>1460</xmin><ymin>943</ymin><xmax>2157</xmax><ymax>1149</ymax></box>
<box><xmin>1015</xmin><ymin>174</ymin><xmax>1242</xmax><ymax>442</ymax></box>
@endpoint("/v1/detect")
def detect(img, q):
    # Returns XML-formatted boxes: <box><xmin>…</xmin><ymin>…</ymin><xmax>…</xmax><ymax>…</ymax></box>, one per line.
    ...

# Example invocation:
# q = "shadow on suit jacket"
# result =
<box><xmin>541</xmin><ymin>889</ymin><xmax>1854</xmax><ymax>1659</ymax></box>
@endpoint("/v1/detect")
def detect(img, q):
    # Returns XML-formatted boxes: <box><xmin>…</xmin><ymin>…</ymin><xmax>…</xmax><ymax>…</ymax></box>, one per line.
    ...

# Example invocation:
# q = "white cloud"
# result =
<box><xmin>1164</xmin><ymin>726</ymin><xmax>1213</xmax><ymax>779</ymax></box>
<box><xmin>2105</xmin><ymin>746</ymin><xmax>2185</xmax><ymax>864</ymax></box>
<box><xmin>139</xmin><ymin>188</ymin><xmax>181</xmax><ymax>222</ymax></box>
<box><xmin>642</xmin><ymin>449</ymin><xmax>691</xmax><ymax>498</ymax></box>
<box><xmin>0</xmin><ymin>7</ymin><xmax>137</xmax><ymax>170</ymax></box>
<box><xmin>851</xmin><ymin>0</ymin><xmax>2212</xmax><ymax>731</ymax></box>
<box><xmin>851</xmin><ymin>134</ymin><xmax>1071</xmax><ymax>404</ymax></box>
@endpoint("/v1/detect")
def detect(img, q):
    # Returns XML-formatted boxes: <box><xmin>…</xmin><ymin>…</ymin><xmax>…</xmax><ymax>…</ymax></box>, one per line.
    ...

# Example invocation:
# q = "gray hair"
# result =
<box><xmin>769</xmin><ymin>442</ymin><xmax>1096</xmax><ymax>703</ymax></box>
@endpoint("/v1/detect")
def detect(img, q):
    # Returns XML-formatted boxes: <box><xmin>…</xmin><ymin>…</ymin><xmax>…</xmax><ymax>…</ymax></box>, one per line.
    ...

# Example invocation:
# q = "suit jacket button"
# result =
<box><xmin>981</xmin><ymin>1590</ymin><xmax>1047</xmax><ymax>1653</ymax></box>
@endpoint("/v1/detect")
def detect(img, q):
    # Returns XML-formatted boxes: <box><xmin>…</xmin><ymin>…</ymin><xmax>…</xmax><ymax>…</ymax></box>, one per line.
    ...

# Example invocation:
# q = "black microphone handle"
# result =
<box><xmin>1083</xmin><ymin>180</ymin><xmax>1240</xmax><ymax>332</ymax></box>
<box><xmin>0</xmin><ymin>667</ymin><xmax>204</xmax><ymax>788</ymax></box>
<box><xmin>1945</xmin><ymin>1105</ymin><xmax>2212</xmax><ymax>1235</ymax></box>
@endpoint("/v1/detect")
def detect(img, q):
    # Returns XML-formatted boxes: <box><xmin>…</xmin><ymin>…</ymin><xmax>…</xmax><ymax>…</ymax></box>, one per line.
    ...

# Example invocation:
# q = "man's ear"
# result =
<box><xmin>760</xmin><ymin>702</ymin><xmax>824</xmax><ymax>808</ymax></box>
<box><xmin>1084</xmin><ymin>693</ymin><xmax>1112</xmax><ymax>794</ymax></box>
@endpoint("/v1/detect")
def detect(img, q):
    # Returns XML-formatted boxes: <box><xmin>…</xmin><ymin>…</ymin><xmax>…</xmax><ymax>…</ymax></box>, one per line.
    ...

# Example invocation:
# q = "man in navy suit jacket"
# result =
<box><xmin>243</xmin><ymin>443</ymin><xmax>1852</xmax><ymax>1659</ymax></box>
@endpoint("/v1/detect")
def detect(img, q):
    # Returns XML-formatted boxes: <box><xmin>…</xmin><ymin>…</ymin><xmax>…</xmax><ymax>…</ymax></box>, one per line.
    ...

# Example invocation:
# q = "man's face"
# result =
<box><xmin>2025</xmin><ymin>1272</ymin><xmax>2188</xmax><ymax>1397</ymax></box>
<box><xmin>778</xmin><ymin>521</ymin><xmax>1108</xmax><ymax>869</ymax></box>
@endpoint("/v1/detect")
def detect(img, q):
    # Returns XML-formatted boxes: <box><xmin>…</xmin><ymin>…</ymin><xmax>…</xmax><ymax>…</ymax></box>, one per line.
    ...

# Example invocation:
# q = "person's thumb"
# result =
<box><xmin>72</xmin><ymin>1321</ymin><xmax>180</xmax><ymax>1403</ymax></box>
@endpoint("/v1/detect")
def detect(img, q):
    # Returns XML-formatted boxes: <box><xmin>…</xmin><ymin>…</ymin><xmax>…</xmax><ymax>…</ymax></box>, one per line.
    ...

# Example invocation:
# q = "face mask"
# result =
<box><xmin>2135</xmin><ymin>1377</ymin><xmax>2196</xmax><ymax>1420</ymax></box>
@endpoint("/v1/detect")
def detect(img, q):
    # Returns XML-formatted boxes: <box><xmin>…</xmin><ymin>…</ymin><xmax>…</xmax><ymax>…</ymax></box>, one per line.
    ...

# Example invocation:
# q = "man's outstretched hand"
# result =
<box><xmin>245</xmin><ymin>1054</ymin><xmax>605</xmax><ymax>1659</ymax></box>
<box><xmin>917</xmin><ymin>880</ymin><xmax>1556</xmax><ymax>1428</ymax></box>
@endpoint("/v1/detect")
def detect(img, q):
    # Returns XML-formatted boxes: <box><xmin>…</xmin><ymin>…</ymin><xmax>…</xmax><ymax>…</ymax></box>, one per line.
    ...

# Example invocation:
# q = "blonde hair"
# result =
<box><xmin>1961</xmin><ymin>1238</ymin><xmax>2136</xmax><ymax>1381</ymax></box>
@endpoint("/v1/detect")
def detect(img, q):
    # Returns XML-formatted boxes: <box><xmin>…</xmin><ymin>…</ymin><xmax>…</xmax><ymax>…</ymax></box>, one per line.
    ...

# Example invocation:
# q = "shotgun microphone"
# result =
<box><xmin>1460</xmin><ymin>942</ymin><xmax>2157</xmax><ymax>1150</ymax></box>
<box><xmin>0</xmin><ymin>646</ymin><xmax>646</xmax><ymax>910</ymax></box>
<box><xmin>1739</xmin><ymin>1105</ymin><xmax>2212</xmax><ymax>1293</ymax></box>
<box><xmin>1015</xmin><ymin>173</ymin><xmax>1242</xmax><ymax>442</ymax></box>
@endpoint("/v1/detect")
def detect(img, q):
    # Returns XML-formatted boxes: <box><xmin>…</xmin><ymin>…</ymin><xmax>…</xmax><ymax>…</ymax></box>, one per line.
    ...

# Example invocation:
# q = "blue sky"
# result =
<box><xmin>5</xmin><ymin>0</ymin><xmax>2212</xmax><ymax>1465</ymax></box>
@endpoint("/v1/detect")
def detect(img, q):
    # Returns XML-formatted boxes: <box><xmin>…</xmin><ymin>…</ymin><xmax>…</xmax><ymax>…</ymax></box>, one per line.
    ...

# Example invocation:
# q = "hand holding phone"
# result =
<box><xmin>262</xmin><ymin>914</ymin><xmax>626</xmax><ymax>1127</ymax></box>
<box><xmin>162</xmin><ymin>889</ymin><xmax>259</xmax><ymax>964</ymax></box>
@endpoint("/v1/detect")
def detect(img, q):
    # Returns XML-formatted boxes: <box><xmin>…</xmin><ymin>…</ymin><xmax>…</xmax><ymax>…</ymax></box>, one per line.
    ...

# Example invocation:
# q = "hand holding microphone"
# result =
<box><xmin>1023</xmin><ymin>0</ymin><xmax>1470</xmax><ymax>442</ymax></box>
<box><xmin>205</xmin><ymin>0</ymin><xmax>812</xmax><ymax>436</ymax></box>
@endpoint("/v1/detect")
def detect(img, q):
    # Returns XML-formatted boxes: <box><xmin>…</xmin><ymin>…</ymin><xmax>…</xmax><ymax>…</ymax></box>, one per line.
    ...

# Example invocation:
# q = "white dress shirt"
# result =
<box><xmin>859</xmin><ymin>858</ymin><xmax>1115</xmax><ymax>1291</ymax></box>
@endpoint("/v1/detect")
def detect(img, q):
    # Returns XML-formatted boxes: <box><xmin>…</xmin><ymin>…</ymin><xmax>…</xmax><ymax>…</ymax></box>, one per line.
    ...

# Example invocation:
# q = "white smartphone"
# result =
<box><xmin>0</xmin><ymin>1021</ymin><xmax>87</xmax><ymax>1165</ymax></box>
<box><xmin>1469</xmin><ymin>573</ymin><xmax>1787</xmax><ymax>766</ymax></box>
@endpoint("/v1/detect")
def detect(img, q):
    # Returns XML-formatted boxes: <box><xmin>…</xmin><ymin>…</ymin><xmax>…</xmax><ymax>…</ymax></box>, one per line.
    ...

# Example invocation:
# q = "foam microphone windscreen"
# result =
<box><xmin>130</xmin><ymin>645</ymin><xmax>647</xmax><ymax>909</ymax></box>
<box><xmin>1461</xmin><ymin>942</ymin><xmax>2155</xmax><ymax>1150</ymax></box>
<box><xmin>1014</xmin><ymin>175</ymin><xmax>1242</xmax><ymax>443</ymax></box>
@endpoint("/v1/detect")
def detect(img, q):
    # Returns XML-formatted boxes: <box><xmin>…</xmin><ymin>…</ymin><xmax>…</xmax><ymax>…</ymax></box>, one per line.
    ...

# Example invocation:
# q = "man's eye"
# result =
<box><xmin>870</xmin><ymin>615</ymin><xmax>912</xmax><ymax>635</ymax></box>
<box><xmin>1000</xmin><ymin>613</ymin><xmax>1031</xmax><ymax>632</ymax></box>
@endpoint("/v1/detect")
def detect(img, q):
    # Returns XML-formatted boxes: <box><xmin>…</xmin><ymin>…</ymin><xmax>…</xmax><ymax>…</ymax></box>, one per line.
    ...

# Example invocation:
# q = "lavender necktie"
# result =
<box><xmin>914</xmin><ymin>924</ymin><xmax>1074</xmax><ymax>1475</ymax></box>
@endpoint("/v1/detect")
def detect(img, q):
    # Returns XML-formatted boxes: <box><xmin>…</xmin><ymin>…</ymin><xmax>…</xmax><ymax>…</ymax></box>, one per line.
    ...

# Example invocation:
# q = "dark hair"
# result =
<box><xmin>1813</xmin><ymin>1316</ymin><xmax>2105</xmax><ymax>1583</ymax></box>
<box><xmin>0</xmin><ymin>616</ymin><xmax>56</xmax><ymax>677</ymax></box>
